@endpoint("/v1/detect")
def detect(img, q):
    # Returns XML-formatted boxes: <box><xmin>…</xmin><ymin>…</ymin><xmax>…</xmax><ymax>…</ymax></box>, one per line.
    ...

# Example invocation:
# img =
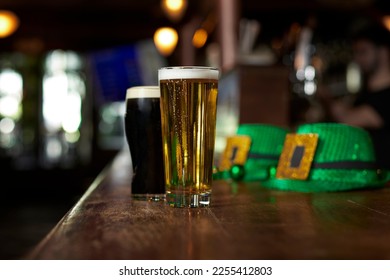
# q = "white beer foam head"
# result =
<box><xmin>126</xmin><ymin>86</ymin><xmax>160</xmax><ymax>99</ymax></box>
<box><xmin>158</xmin><ymin>66</ymin><xmax>219</xmax><ymax>80</ymax></box>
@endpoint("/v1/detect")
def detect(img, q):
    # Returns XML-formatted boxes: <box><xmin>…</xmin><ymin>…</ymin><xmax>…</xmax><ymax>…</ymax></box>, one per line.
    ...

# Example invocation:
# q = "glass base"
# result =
<box><xmin>166</xmin><ymin>191</ymin><xmax>211</xmax><ymax>208</ymax></box>
<box><xmin>131</xmin><ymin>194</ymin><xmax>166</xmax><ymax>202</ymax></box>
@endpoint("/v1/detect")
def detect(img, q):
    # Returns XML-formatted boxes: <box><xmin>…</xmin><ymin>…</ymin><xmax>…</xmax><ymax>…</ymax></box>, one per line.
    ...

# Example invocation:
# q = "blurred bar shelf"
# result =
<box><xmin>27</xmin><ymin>149</ymin><xmax>390</xmax><ymax>259</ymax></box>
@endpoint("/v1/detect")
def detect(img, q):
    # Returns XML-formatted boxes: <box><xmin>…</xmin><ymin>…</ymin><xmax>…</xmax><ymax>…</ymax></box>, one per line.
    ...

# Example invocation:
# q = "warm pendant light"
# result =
<box><xmin>383</xmin><ymin>15</ymin><xmax>390</xmax><ymax>32</ymax></box>
<box><xmin>153</xmin><ymin>27</ymin><xmax>178</xmax><ymax>56</ymax></box>
<box><xmin>0</xmin><ymin>10</ymin><xmax>19</xmax><ymax>38</ymax></box>
<box><xmin>161</xmin><ymin>0</ymin><xmax>187</xmax><ymax>22</ymax></box>
<box><xmin>192</xmin><ymin>28</ymin><xmax>208</xmax><ymax>48</ymax></box>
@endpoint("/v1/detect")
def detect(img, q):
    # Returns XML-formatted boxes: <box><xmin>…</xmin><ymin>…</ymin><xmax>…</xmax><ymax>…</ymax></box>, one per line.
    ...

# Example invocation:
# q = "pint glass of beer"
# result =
<box><xmin>124</xmin><ymin>86</ymin><xmax>165</xmax><ymax>201</ymax></box>
<box><xmin>159</xmin><ymin>66</ymin><xmax>219</xmax><ymax>207</ymax></box>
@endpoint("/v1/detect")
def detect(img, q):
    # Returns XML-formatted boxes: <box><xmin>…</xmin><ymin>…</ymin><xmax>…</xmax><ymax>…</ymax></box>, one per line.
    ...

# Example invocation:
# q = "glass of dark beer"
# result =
<box><xmin>159</xmin><ymin>66</ymin><xmax>219</xmax><ymax>207</ymax></box>
<box><xmin>124</xmin><ymin>86</ymin><xmax>165</xmax><ymax>201</ymax></box>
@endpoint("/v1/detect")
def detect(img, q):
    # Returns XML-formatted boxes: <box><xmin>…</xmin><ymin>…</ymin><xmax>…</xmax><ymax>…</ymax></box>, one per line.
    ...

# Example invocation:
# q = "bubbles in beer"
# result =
<box><xmin>160</xmin><ymin>78</ymin><xmax>218</xmax><ymax>196</ymax></box>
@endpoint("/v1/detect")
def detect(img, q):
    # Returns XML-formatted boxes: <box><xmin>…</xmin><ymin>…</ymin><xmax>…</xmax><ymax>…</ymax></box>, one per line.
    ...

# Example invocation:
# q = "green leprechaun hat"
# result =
<box><xmin>215</xmin><ymin>123</ymin><xmax>289</xmax><ymax>181</ymax></box>
<box><xmin>262</xmin><ymin>122</ymin><xmax>390</xmax><ymax>192</ymax></box>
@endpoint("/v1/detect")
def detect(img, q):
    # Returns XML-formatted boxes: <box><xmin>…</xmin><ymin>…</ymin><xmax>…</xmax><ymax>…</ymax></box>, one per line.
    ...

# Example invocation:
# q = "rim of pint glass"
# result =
<box><xmin>126</xmin><ymin>86</ymin><xmax>160</xmax><ymax>99</ymax></box>
<box><xmin>158</xmin><ymin>66</ymin><xmax>219</xmax><ymax>81</ymax></box>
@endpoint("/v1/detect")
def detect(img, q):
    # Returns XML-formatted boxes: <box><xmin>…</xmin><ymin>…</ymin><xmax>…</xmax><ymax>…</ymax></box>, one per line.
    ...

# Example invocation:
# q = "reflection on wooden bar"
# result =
<box><xmin>27</xmin><ymin>150</ymin><xmax>390</xmax><ymax>259</ymax></box>
<box><xmin>2</xmin><ymin>0</ymin><xmax>390</xmax><ymax>260</ymax></box>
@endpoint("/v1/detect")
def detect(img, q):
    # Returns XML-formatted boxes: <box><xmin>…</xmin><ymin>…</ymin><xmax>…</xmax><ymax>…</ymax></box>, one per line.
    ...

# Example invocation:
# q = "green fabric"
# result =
<box><xmin>236</xmin><ymin>124</ymin><xmax>289</xmax><ymax>181</ymax></box>
<box><xmin>297</xmin><ymin>123</ymin><xmax>375</xmax><ymax>163</ymax></box>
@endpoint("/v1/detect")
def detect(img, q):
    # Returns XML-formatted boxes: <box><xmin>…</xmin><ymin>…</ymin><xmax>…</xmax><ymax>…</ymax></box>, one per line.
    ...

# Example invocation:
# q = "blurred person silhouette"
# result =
<box><xmin>328</xmin><ymin>21</ymin><xmax>390</xmax><ymax>169</ymax></box>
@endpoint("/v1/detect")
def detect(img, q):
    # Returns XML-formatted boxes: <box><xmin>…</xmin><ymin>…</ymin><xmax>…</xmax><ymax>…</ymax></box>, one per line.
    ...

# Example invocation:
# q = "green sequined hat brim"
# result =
<box><xmin>262</xmin><ymin>168</ymin><xmax>389</xmax><ymax>192</ymax></box>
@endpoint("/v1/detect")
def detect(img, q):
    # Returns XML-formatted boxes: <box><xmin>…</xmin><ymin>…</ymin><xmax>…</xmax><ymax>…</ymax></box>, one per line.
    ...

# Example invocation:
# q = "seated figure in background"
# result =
<box><xmin>328</xmin><ymin>22</ymin><xmax>390</xmax><ymax>169</ymax></box>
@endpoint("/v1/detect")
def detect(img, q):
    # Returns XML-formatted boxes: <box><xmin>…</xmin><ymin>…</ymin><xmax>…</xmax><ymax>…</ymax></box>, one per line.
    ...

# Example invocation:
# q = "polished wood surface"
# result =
<box><xmin>27</xmin><ymin>149</ymin><xmax>390</xmax><ymax>260</ymax></box>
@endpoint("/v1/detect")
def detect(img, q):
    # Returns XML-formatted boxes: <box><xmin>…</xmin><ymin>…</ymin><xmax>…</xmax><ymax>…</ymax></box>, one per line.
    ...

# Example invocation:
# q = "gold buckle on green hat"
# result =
<box><xmin>213</xmin><ymin>124</ymin><xmax>289</xmax><ymax>181</ymax></box>
<box><xmin>263</xmin><ymin>123</ymin><xmax>390</xmax><ymax>192</ymax></box>
<box><xmin>276</xmin><ymin>133</ymin><xmax>319</xmax><ymax>180</ymax></box>
<box><xmin>219</xmin><ymin>135</ymin><xmax>251</xmax><ymax>171</ymax></box>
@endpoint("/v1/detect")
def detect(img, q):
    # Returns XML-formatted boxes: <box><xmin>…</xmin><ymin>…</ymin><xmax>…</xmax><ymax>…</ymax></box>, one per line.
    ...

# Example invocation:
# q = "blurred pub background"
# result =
<box><xmin>1</xmin><ymin>0</ymin><xmax>390</xmax><ymax>259</ymax></box>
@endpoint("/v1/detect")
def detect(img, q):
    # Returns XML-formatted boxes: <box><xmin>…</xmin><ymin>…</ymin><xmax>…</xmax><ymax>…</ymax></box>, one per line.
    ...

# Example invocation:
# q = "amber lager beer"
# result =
<box><xmin>124</xmin><ymin>86</ymin><xmax>165</xmax><ymax>200</ymax></box>
<box><xmin>159</xmin><ymin>67</ymin><xmax>219</xmax><ymax>207</ymax></box>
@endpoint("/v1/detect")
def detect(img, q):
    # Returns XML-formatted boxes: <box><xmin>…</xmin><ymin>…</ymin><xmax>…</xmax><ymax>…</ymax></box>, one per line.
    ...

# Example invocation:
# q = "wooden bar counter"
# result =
<box><xmin>27</xmin><ymin>149</ymin><xmax>390</xmax><ymax>260</ymax></box>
